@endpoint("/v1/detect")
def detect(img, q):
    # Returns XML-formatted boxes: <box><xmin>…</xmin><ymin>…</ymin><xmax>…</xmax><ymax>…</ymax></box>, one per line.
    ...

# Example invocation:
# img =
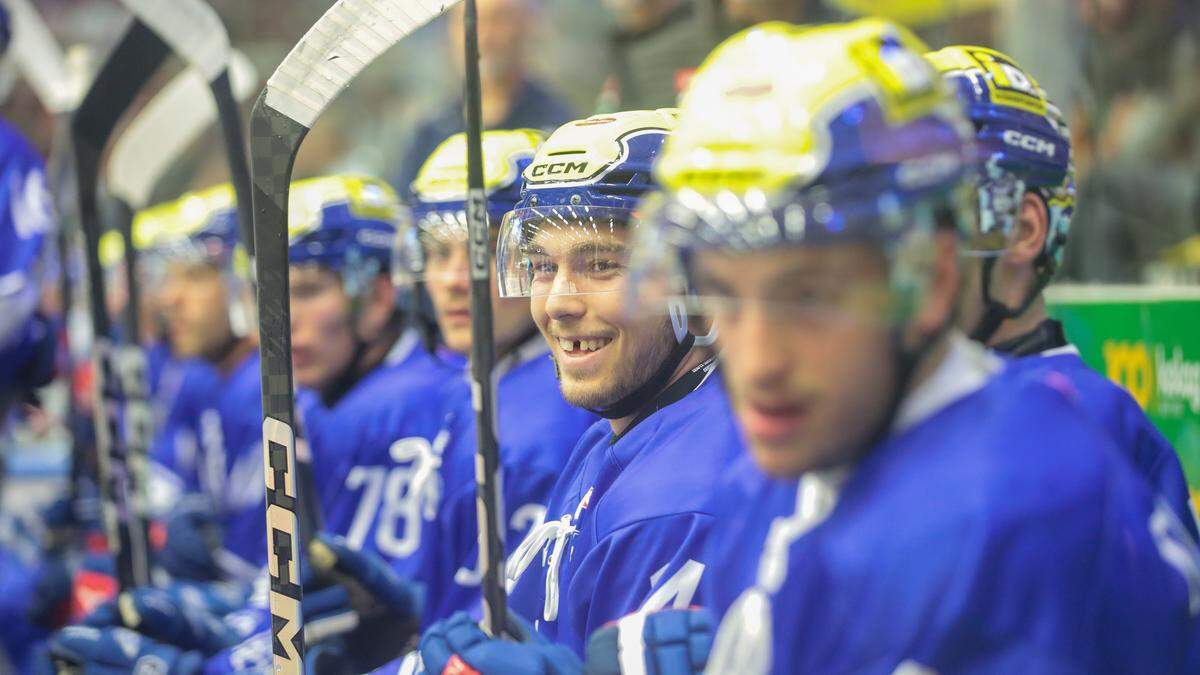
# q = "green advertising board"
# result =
<box><xmin>1046</xmin><ymin>285</ymin><xmax>1200</xmax><ymax>511</ymax></box>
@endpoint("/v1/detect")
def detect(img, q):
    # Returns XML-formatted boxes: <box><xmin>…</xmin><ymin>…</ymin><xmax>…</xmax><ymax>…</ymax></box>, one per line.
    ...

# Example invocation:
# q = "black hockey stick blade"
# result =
<box><xmin>69</xmin><ymin>15</ymin><xmax>171</xmax><ymax>593</ymax></box>
<box><xmin>462</xmin><ymin>0</ymin><xmax>509</xmax><ymax>639</ymax></box>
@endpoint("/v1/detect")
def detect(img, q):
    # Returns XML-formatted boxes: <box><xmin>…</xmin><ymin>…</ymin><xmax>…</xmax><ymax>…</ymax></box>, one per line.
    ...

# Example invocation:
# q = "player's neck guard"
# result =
<box><xmin>585</xmin><ymin>331</ymin><xmax>697</xmax><ymax>420</ymax></box>
<box><xmin>990</xmin><ymin>317</ymin><xmax>1067</xmax><ymax>358</ymax></box>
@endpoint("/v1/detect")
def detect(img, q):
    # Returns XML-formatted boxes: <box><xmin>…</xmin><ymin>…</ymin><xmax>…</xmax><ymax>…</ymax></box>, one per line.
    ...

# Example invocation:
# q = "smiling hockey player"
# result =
<box><xmin>926</xmin><ymin>44</ymin><xmax>1200</xmax><ymax>541</ymax></box>
<box><xmin>415</xmin><ymin>109</ymin><xmax>745</xmax><ymax>670</ymax></box>
<box><xmin>609</xmin><ymin>19</ymin><xmax>1199</xmax><ymax>674</ymax></box>
<box><xmin>284</xmin><ymin>174</ymin><xmax>462</xmax><ymax>570</ymax></box>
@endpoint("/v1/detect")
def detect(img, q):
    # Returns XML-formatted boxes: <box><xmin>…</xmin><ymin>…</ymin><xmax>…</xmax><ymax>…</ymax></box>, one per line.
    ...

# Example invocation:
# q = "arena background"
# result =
<box><xmin>2</xmin><ymin>0</ymin><xmax>1198</xmax><ymax>509</ymax></box>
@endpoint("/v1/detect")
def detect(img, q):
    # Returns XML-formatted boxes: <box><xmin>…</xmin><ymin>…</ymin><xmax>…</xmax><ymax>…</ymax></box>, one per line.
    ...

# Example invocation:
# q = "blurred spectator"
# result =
<box><xmin>722</xmin><ymin>0</ymin><xmax>844</xmax><ymax>24</ymax></box>
<box><xmin>1057</xmin><ymin>0</ymin><xmax>1200</xmax><ymax>281</ymax></box>
<box><xmin>389</xmin><ymin>0</ymin><xmax>573</xmax><ymax>200</ymax></box>
<box><xmin>595</xmin><ymin>0</ymin><xmax>728</xmax><ymax>112</ymax></box>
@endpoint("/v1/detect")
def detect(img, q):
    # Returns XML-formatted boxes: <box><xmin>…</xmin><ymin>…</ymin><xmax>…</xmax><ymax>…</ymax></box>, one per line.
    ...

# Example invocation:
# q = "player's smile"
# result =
<box><xmin>550</xmin><ymin>331</ymin><xmax>616</xmax><ymax>378</ymax></box>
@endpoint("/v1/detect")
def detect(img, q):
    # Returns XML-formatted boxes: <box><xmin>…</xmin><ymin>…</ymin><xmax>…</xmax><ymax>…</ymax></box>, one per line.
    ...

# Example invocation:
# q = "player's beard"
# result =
<box><xmin>556</xmin><ymin>315</ymin><xmax>676</xmax><ymax>412</ymax></box>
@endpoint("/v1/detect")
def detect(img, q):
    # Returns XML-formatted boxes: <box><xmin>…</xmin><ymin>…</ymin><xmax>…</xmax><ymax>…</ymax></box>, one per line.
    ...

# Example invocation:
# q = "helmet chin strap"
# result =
<box><xmin>585</xmin><ymin>331</ymin><xmax>697</xmax><ymax>420</ymax></box>
<box><xmin>584</xmin><ymin>297</ymin><xmax>713</xmax><ymax>420</ymax></box>
<box><xmin>969</xmin><ymin>255</ymin><xmax>1047</xmax><ymax>345</ymax></box>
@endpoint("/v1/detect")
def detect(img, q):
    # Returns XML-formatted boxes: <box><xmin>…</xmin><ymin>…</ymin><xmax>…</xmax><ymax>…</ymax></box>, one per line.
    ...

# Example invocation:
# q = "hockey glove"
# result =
<box><xmin>82</xmin><ymin>582</ymin><xmax>246</xmax><ymax>655</ymax></box>
<box><xmin>418</xmin><ymin>610</ymin><xmax>582</xmax><ymax>675</ymax></box>
<box><xmin>302</xmin><ymin>534</ymin><xmax>422</xmax><ymax>672</ymax></box>
<box><xmin>45</xmin><ymin>625</ymin><xmax>204</xmax><ymax>675</ymax></box>
<box><xmin>158</xmin><ymin>496</ymin><xmax>225</xmax><ymax>582</ymax></box>
<box><xmin>583</xmin><ymin>608</ymin><xmax>714</xmax><ymax>675</ymax></box>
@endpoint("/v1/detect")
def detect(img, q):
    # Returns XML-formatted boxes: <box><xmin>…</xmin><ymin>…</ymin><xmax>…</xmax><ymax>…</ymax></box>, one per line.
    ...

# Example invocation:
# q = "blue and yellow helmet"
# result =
<box><xmin>286</xmin><ymin>174</ymin><xmax>402</xmax><ymax>290</ymax></box>
<box><xmin>496</xmin><ymin>109</ymin><xmax>676</xmax><ymax>299</ymax></box>
<box><xmin>138</xmin><ymin>183</ymin><xmax>241</xmax><ymax>273</ymax></box>
<box><xmin>630</xmin><ymin>19</ymin><xmax>979</xmax><ymax>323</ymax></box>
<box><xmin>926</xmin><ymin>45</ymin><xmax>1075</xmax><ymax>274</ymax></box>
<box><xmin>393</xmin><ymin>129</ymin><xmax>544</xmax><ymax>288</ymax></box>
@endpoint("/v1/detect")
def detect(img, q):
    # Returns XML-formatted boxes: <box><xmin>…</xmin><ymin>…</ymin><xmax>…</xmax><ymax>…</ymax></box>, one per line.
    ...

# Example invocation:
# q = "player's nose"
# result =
<box><xmin>728</xmin><ymin>301</ymin><xmax>793</xmax><ymax>386</ymax></box>
<box><xmin>542</xmin><ymin>289</ymin><xmax>586</xmax><ymax>321</ymax></box>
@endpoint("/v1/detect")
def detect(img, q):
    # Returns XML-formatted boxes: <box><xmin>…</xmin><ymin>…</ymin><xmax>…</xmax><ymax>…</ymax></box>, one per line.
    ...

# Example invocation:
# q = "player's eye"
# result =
<box><xmin>527</xmin><ymin>255</ymin><xmax>557</xmax><ymax>280</ymax></box>
<box><xmin>586</xmin><ymin>257</ymin><xmax>623</xmax><ymax>277</ymax></box>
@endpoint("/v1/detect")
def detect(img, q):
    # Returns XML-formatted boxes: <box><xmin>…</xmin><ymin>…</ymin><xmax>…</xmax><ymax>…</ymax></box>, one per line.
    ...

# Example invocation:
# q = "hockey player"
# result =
<box><xmin>286</xmin><ymin>173</ymin><xmax>464</xmax><ymax>571</ymax></box>
<box><xmin>390</xmin><ymin>128</ymin><xmax>596</xmax><ymax>627</ymax></box>
<box><xmin>417</xmin><ymin>109</ymin><xmax>745</xmax><ymax>664</ymax></box>
<box><xmin>0</xmin><ymin>21</ymin><xmax>60</xmax><ymax>667</ymax></box>
<box><xmin>926</xmin><ymin>45</ymin><xmax>1200</xmax><ymax>540</ymax></box>
<box><xmin>418</xmin><ymin>19</ymin><xmax>1200</xmax><ymax>675</ymax></box>
<box><xmin>144</xmin><ymin>184</ymin><xmax>264</xmax><ymax>579</ymax></box>
<box><xmin>606</xmin><ymin>19</ymin><xmax>1197</xmax><ymax>674</ymax></box>
<box><xmin>46</xmin><ymin>176</ymin><xmax>442</xmax><ymax>675</ymax></box>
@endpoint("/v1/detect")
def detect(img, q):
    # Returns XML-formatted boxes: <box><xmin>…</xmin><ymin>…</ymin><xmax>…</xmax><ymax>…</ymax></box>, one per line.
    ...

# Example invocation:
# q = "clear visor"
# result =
<box><xmin>625</xmin><ymin>190</ymin><xmax>951</xmax><ymax>328</ymax></box>
<box><xmin>140</xmin><ymin>237</ymin><xmax>236</xmax><ymax>288</ymax></box>
<box><xmin>496</xmin><ymin>205</ymin><xmax>638</xmax><ymax>299</ymax></box>
<box><xmin>392</xmin><ymin>209</ymin><xmax>488</xmax><ymax>289</ymax></box>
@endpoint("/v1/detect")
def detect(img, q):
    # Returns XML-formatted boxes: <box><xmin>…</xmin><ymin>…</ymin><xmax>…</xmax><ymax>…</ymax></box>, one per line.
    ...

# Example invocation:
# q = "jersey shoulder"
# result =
<box><xmin>594</xmin><ymin>372</ymin><xmax>745</xmax><ymax>537</ymax></box>
<box><xmin>857</xmin><ymin>366</ymin><xmax>1128</xmax><ymax>534</ymax></box>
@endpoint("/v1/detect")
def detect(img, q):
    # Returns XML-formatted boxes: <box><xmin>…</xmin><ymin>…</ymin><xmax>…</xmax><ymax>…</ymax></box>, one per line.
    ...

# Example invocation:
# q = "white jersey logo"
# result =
<box><xmin>507</xmin><ymin>487</ymin><xmax>593</xmax><ymax>621</ymax></box>
<box><xmin>706</xmin><ymin>470</ymin><xmax>845</xmax><ymax>675</ymax></box>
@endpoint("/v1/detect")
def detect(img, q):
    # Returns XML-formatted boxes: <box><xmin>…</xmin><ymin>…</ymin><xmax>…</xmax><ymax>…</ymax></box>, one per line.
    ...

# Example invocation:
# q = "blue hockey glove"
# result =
<box><xmin>302</xmin><ymin>534</ymin><xmax>421</xmax><ymax>672</ymax></box>
<box><xmin>159</xmin><ymin>496</ymin><xmax>225</xmax><ymax>582</ymax></box>
<box><xmin>45</xmin><ymin>625</ymin><xmax>204</xmax><ymax>675</ymax></box>
<box><xmin>583</xmin><ymin>608</ymin><xmax>714</xmax><ymax>675</ymax></box>
<box><xmin>82</xmin><ymin>581</ymin><xmax>249</xmax><ymax>654</ymax></box>
<box><xmin>419</xmin><ymin>611</ymin><xmax>582</xmax><ymax>675</ymax></box>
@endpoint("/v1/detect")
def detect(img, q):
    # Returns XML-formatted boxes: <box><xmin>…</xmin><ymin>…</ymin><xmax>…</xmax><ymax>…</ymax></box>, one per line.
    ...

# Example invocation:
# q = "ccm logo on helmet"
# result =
<box><xmin>1002</xmin><ymin>130</ymin><xmax>1055</xmax><ymax>158</ymax></box>
<box><xmin>531</xmin><ymin>161</ymin><xmax>588</xmax><ymax>178</ymax></box>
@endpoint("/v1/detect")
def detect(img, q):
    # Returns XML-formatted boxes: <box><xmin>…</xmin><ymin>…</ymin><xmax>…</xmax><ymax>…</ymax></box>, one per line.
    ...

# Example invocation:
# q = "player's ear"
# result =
<box><xmin>1007</xmin><ymin>191</ymin><xmax>1049</xmax><ymax>266</ymax></box>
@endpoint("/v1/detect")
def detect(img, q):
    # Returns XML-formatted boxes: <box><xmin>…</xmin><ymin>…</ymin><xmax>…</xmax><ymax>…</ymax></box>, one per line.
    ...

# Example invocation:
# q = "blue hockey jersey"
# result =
<box><xmin>296</xmin><ymin>331</ymin><xmax>462</xmax><ymax>569</ymax></box>
<box><xmin>0</xmin><ymin>117</ymin><xmax>55</xmax><ymax>395</ymax></box>
<box><xmin>148</xmin><ymin>352</ymin><xmax>264</xmax><ymax>574</ymax></box>
<box><xmin>419</xmin><ymin>337</ymin><xmax>596</xmax><ymax>626</ymax></box>
<box><xmin>1013</xmin><ymin>344</ymin><xmax>1199</xmax><ymax>542</ymax></box>
<box><xmin>505</xmin><ymin>357</ymin><xmax>744</xmax><ymax>656</ymax></box>
<box><xmin>703</xmin><ymin>336</ymin><xmax>1200</xmax><ymax>675</ymax></box>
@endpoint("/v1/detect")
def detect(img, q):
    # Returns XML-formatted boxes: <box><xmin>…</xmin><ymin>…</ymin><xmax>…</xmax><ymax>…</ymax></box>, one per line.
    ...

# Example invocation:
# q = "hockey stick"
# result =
<box><xmin>99</xmin><ymin>51</ymin><xmax>259</xmax><ymax>539</ymax></box>
<box><xmin>69</xmin><ymin>15</ymin><xmax>172</xmax><ymax>594</ymax></box>
<box><xmin>105</xmin><ymin>49</ymin><xmax>257</xmax><ymax>350</ymax></box>
<box><xmin>462</xmin><ymin>0</ymin><xmax>508</xmax><ymax>639</ymax></box>
<box><xmin>249</xmin><ymin>2</ymin><xmax>461</xmax><ymax>669</ymax></box>
<box><xmin>117</xmin><ymin>0</ymin><xmax>256</xmax><ymax>261</ymax></box>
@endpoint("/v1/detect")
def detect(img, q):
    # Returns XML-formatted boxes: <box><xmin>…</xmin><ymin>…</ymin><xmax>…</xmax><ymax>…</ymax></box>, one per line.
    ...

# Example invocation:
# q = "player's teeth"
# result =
<box><xmin>584</xmin><ymin>340</ymin><xmax>595</xmax><ymax>352</ymax></box>
<box><xmin>559</xmin><ymin>338</ymin><xmax>571</xmax><ymax>352</ymax></box>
